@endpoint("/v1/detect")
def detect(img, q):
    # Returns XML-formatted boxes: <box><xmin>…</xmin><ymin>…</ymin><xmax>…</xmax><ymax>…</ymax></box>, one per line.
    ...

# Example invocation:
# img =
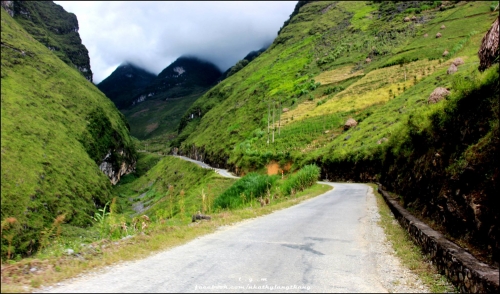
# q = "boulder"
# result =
<box><xmin>452</xmin><ymin>57</ymin><xmax>464</xmax><ymax>66</ymax></box>
<box><xmin>447</xmin><ymin>63</ymin><xmax>458</xmax><ymax>74</ymax></box>
<box><xmin>282</xmin><ymin>108</ymin><xmax>289</xmax><ymax>113</ymax></box>
<box><xmin>442</xmin><ymin>50</ymin><xmax>449</xmax><ymax>57</ymax></box>
<box><xmin>365</xmin><ymin>57</ymin><xmax>371</xmax><ymax>63</ymax></box>
<box><xmin>436</xmin><ymin>32</ymin><xmax>442</xmax><ymax>38</ymax></box>
<box><xmin>344</xmin><ymin>118</ymin><xmax>357</xmax><ymax>130</ymax></box>
<box><xmin>424</xmin><ymin>33</ymin><xmax>429</xmax><ymax>37</ymax></box>
<box><xmin>441</xmin><ymin>25</ymin><xmax>446</xmax><ymax>29</ymax></box>
<box><xmin>404</xmin><ymin>17</ymin><xmax>410</xmax><ymax>22</ymax></box>
<box><xmin>428</xmin><ymin>87</ymin><xmax>450</xmax><ymax>104</ymax></box>
<box><xmin>192</xmin><ymin>213</ymin><xmax>211</xmax><ymax>222</ymax></box>
<box><xmin>411</xmin><ymin>15</ymin><xmax>417</xmax><ymax>21</ymax></box>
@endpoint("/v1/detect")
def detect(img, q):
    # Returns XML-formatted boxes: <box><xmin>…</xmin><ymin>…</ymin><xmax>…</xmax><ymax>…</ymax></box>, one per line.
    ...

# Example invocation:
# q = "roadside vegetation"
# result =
<box><xmin>0</xmin><ymin>153</ymin><xmax>328</xmax><ymax>293</ymax></box>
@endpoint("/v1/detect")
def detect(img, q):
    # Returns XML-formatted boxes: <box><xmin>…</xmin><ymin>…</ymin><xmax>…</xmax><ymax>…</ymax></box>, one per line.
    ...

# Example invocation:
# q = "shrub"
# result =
<box><xmin>282</xmin><ymin>165</ymin><xmax>320</xmax><ymax>195</ymax></box>
<box><xmin>214</xmin><ymin>173</ymin><xmax>278</xmax><ymax>209</ymax></box>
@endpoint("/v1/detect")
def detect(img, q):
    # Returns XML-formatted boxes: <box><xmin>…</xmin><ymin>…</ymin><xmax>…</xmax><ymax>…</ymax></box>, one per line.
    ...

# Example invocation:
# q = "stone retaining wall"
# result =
<box><xmin>377</xmin><ymin>184</ymin><xmax>499</xmax><ymax>293</ymax></box>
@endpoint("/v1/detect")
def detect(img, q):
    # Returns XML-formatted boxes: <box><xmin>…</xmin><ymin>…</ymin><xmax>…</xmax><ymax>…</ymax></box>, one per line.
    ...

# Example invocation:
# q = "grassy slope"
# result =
<box><xmin>1</xmin><ymin>8</ymin><xmax>135</xmax><ymax>257</ymax></box>
<box><xmin>173</xmin><ymin>1</ymin><xmax>499</xmax><ymax>263</ymax></box>
<box><xmin>114</xmin><ymin>155</ymin><xmax>237</xmax><ymax>221</ymax></box>
<box><xmin>122</xmin><ymin>88</ymin><xmax>206</xmax><ymax>140</ymax></box>
<box><xmin>176</xmin><ymin>1</ymin><xmax>496</xmax><ymax>170</ymax></box>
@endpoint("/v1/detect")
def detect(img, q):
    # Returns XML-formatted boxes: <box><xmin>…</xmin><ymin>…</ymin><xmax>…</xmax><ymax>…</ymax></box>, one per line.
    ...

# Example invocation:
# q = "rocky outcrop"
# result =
<box><xmin>447</xmin><ymin>63</ymin><xmax>458</xmax><ymax>75</ymax></box>
<box><xmin>1</xmin><ymin>1</ymin><xmax>14</xmax><ymax>17</ymax></box>
<box><xmin>344</xmin><ymin>118</ymin><xmax>358</xmax><ymax>130</ymax></box>
<box><xmin>453</xmin><ymin>58</ymin><xmax>465</xmax><ymax>66</ymax></box>
<box><xmin>99</xmin><ymin>149</ymin><xmax>136</xmax><ymax>185</ymax></box>
<box><xmin>478</xmin><ymin>16</ymin><xmax>499</xmax><ymax>71</ymax></box>
<box><xmin>8</xmin><ymin>1</ymin><xmax>93</xmax><ymax>81</ymax></box>
<box><xmin>428</xmin><ymin>87</ymin><xmax>450</xmax><ymax>104</ymax></box>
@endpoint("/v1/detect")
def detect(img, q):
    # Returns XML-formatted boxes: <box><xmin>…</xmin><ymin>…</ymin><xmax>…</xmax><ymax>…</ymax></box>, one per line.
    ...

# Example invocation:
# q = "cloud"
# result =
<box><xmin>54</xmin><ymin>1</ymin><xmax>296</xmax><ymax>83</ymax></box>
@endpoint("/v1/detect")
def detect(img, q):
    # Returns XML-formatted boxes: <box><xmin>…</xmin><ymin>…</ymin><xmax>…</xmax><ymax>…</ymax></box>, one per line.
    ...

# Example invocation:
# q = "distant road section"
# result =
<box><xmin>174</xmin><ymin>155</ymin><xmax>239</xmax><ymax>178</ymax></box>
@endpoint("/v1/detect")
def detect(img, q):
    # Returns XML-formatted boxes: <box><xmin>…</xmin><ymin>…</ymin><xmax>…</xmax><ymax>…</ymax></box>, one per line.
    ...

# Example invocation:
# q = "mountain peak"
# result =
<box><xmin>97</xmin><ymin>63</ymin><xmax>156</xmax><ymax>109</ymax></box>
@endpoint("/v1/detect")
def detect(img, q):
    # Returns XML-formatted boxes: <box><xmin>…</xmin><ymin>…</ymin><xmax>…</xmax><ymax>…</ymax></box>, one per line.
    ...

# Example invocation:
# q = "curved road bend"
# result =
<box><xmin>41</xmin><ymin>180</ymin><xmax>427</xmax><ymax>293</ymax></box>
<box><xmin>173</xmin><ymin>155</ymin><xmax>239</xmax><ymax>178</ymax></box>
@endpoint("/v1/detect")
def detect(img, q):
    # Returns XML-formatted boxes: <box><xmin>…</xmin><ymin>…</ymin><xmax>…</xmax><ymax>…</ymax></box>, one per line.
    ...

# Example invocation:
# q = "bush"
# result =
<box><xmin>214</xmin><ymin>173</ymin><xmax>278</xmax><ymax>209</ymax></box>
<box><xmin>282</xmin><ymin>164</ymin><xmax>320</xmax><ymax>195</ymax></box>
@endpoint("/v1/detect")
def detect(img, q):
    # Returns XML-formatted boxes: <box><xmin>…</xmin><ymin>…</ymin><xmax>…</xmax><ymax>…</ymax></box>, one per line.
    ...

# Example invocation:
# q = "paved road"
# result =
<box><xmin>40</xmin><ymin>182</ymin><xmax>426</xmax><ymax>293</ymax></box>
<box><xmin>40</xmin><ymin>157</ymin><xmax>426</xmax><ymax>292</ymax></box>
<box><xmin>174</xmin><ymin>155</ymin><xmax>239</xmax><ymax>178</ymax></box>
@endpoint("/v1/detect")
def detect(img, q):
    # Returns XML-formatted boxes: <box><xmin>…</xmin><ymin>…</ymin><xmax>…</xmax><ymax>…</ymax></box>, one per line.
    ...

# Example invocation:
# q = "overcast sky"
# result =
<box><xmin>54</xmin><ymin>1</ymin><xmax>297</xmax><ymax>84</ymax></box>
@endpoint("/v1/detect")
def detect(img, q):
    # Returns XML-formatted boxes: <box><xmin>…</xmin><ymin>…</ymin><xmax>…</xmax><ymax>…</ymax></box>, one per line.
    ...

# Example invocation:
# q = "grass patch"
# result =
<box><xmin>369</xmin><ymin>184</ymin><xmax>456</xmax><ymax>293</ymax></box>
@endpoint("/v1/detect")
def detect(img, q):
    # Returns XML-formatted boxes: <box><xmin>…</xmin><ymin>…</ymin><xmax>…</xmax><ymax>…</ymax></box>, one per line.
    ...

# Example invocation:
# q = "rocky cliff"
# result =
<box><xmin>2</xmin><ymin>1</ymin><xmax>93</xmax><ymax>81</ymax></box>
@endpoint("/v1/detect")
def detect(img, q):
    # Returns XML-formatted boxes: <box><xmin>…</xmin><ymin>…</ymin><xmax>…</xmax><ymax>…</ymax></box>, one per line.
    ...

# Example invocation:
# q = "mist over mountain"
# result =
<box><xmin>113</xmin><ymin>56</ymin><xmax>222</xmax><ymax>140</ymax></box>
<box><xmin>97</xmin><ymin>63</ymin><xmax>156</xmax><ymax>109</ymax></box>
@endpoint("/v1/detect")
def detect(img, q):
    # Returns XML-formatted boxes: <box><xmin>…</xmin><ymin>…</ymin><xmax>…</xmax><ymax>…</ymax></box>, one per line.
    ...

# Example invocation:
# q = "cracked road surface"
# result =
<box><xmin>40</xmin><ymin>183</ymin><xmax>427</xmax><ymax>293</ymax></box>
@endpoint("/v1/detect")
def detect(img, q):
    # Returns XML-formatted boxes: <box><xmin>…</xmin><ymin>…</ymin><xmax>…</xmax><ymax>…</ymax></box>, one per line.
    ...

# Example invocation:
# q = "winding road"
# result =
<box><xmin>39</xmin><ymin>157</ymin><xmax>427</xmax><ymax>293</ymax></box>
<box><xmin>174</xmin><ymin>155</ymin><xmax>239</xmax><ymax>178</ymax></box>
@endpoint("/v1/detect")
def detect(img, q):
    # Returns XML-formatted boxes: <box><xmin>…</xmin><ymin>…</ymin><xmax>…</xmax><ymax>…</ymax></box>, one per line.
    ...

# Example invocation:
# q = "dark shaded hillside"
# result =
<box><xmin>135</xmin><ymin>56</ymin><xmax>222</xmax><ymax>103</ymax></box>
<box><xmin>97</xmin><ymin>63</ymin><xmax>156</xmax><ymax>109</ymax></box>
<box><xmin>2</xmin><ymin>1</ymin><xmax>93</xmax><ymax>81</ymax></box>
<box><xmin>119</xmin><ymin>57</ymin><xmax>222</xmax><ymax>140</ymax></box>
<box><xmin>1</xmin><ymin>7</ymin><xmax>136</xmax><ymax>258</ymax></box>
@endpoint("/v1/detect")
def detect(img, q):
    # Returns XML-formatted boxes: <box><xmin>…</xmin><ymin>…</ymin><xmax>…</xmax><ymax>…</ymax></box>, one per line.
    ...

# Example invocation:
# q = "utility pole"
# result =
<box><xmin>278</xmin><ymin>99</ymin><xmax>281</xmax><ymax>136</ymax></box>
<box><xmin>267</xmin><ymin>100</ymin><xmax>270</xmax><ymax>145</ymax></box>
<box><xmin>272</xmin><ymin>100</ymin><xmax>275</xmax><ymax>143</ymax></box>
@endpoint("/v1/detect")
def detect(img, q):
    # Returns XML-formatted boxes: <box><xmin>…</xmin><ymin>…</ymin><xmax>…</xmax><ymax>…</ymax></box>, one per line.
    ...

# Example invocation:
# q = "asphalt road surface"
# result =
<box><xmin>174</xmin><ymin>155</ymin><xmax>239</xmax><ymax>178</ymax></box>
<box><xmin>40</xmin><ymin>181</ymin><xmax>427</xmax><ymax>293</ymax></box>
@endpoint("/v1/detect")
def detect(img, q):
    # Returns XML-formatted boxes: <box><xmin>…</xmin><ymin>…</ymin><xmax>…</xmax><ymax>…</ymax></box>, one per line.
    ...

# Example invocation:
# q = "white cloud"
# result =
<box><xmin>54</xmin><ymin>1</ymin><xmax>296</xmax><ymax>83</ymax></box>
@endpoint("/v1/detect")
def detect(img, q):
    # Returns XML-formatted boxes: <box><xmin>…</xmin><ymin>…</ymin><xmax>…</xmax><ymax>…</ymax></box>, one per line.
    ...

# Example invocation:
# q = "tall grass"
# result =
<box><xmin>214</xmin><ymin>173</ymin><xmax>278</xmax><ymax>209</ymax></box>
<box><xmin>282</xmin><ymin>164</ymin><xmax>320</xmax><ymax>195</ymax></box>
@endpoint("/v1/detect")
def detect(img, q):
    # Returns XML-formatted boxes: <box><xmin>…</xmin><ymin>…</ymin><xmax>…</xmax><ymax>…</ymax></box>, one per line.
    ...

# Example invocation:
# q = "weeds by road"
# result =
<box><xmin>0</xmin><ymin>184</ymin><xmax>331</xmax><ymax>293</ymax></box>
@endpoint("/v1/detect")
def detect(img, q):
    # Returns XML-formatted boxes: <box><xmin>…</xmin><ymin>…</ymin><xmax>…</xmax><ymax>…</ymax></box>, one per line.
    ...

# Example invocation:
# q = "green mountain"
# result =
<box><xmin>120</xmin><ymin>56</ymin><xmax>222</xmax><ymax>140</ymax></box>
<box><xmin>1</xmin><ymin>6</ymin><xmax>136</xmax><ymax>257</ymax></box>
<box><xmin>174</xmin><ymin>1</ymin><xmax>499</xmax><ymax>263</ymax></box>
<box><xmin>97</xmin><ymin>62</ymin><xmax>156</xmax><ymax>109</ymax></box>
<box><xmin>2</xmin><ymin>1</ymin><xmax>93</xmax><ymax>81</ymax></box>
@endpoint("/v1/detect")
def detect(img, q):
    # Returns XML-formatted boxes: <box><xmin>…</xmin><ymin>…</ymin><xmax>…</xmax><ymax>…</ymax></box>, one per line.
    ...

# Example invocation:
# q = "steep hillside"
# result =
<box><xmin>120</xmin><ymin>56</ymin><xmax>222</xmax><ymax>140</ymax></box>
<box><xmin>219</xmin><ymin>46</ymin><xmax>268</xmax><ymax>80</ymax></box>
<box><xmin>97</xmin><ymin>62</ymin><xmax>156</xmax><ymax>109</ymax></box>
<box><xmin>2</xmin><ymin>1</ymin><xmax>93</xmax><ymax>81</ymax></box>
<box><xmin>174</xmin><ymin>1</ymin><xmax>499</xmax><ymax>263</ymax></box>
<box><xmin>1</xmin><ymin>7</ymin><xmax>136</xmax><ymax>258</ymax></box>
